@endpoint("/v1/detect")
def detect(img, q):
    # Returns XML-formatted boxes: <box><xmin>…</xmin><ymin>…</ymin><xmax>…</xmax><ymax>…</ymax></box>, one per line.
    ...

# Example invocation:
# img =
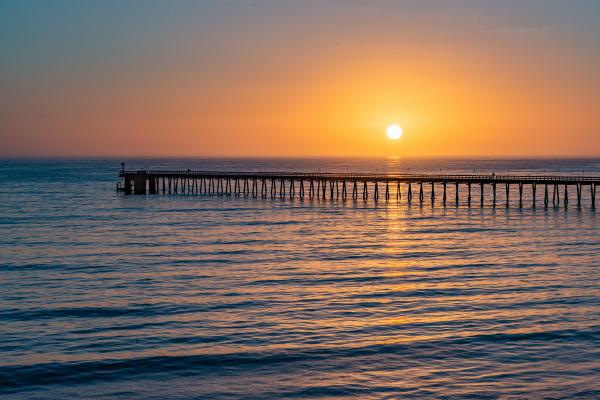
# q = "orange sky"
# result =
<box><xmin>1</xmin><ymin>1</ymin><xmax>599</xmax><ymax>157</ymax></box>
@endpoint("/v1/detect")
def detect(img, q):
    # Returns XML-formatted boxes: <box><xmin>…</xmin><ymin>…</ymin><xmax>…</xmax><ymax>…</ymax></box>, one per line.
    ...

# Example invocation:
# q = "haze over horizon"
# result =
<box><xmin>1</xmin><ymin>1</ymin><xmax>599</xmax><ymax>158</ymax></box>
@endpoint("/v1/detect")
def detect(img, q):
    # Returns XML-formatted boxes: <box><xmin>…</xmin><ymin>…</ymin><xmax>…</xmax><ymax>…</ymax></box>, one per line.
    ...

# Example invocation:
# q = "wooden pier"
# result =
<box><xmin>118</xmin><ymin>168</ymin><xmax>599</xmax><ymax>209</ymax></box>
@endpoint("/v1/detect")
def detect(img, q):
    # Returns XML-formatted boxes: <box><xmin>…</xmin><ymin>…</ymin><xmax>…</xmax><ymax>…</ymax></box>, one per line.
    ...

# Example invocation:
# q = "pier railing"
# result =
<box><xmin>119</xmin><ymin>169</ymin><xmax>599</xmax><ymax>209</ymax></box>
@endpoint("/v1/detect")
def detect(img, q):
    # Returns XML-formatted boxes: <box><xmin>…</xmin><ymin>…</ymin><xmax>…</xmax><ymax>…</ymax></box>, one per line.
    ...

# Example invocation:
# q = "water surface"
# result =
<box><xmin>1</xmin><ymin>158</ymin><xmax>600</xmax><ymax>399</ymax></box>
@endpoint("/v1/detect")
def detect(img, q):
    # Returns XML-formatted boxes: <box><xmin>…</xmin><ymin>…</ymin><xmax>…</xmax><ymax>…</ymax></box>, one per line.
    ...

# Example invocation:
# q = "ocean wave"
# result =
<box><xmin>2</xmin><ymin>327</ymin><xmax>600</xmax><ymax>393</ymax></box>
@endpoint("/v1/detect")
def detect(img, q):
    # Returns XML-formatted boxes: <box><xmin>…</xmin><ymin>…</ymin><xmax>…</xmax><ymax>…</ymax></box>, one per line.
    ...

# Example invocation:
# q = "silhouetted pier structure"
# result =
<box><xmin>119</xmin><ymin>168</ymin><xmax>599</xmax><ymax>209</ymax></box>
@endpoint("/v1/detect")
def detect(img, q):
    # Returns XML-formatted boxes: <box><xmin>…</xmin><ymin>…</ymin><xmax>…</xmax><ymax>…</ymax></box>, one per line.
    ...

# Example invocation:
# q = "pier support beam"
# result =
<box><xmin>455</xmin><ymin>182</ymin><xmax>459</xmax><ymax>206</ymax></box>
<box><xmin>480</xmin><ymin>183</ymin><xmax>484</xmax><ymax>207</ymax></box>
<box><xmin>468</xmin><ymin>183</ymin><xmax>472</xmax><ymax>207</ymax></box>
<box><xmin>148</xmin><ymin>177</ymin><xmax>157</xmax><ymax>194</ymax></box>
<box><xmin>386</xmin><ymin>181</ymin><xmax>390</xmax><ymax>201</ymax></box>
<box><xmin>443</xmin><ymin>182</ymin><xmax>447</xmax><ymax>206</ymax></box>
<box><xmin>518</xmin><ymin>183</ymin><xmax>523</xmax><ymax>208</ymax></box>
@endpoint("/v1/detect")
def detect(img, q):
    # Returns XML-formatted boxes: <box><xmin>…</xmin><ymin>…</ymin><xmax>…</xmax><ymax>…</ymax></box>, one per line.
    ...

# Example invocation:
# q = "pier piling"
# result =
<box><xmin>119</xmin><ymin>169</ymin><xmax>600</xmax><ymax>210</ymax></box>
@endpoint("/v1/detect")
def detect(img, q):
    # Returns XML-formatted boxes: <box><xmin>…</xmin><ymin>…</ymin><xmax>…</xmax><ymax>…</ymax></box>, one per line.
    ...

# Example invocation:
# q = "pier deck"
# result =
<box><xmin>119</xmin><ymin>169</ymin><xmax>599</xmax><ymax>209</ymax></box>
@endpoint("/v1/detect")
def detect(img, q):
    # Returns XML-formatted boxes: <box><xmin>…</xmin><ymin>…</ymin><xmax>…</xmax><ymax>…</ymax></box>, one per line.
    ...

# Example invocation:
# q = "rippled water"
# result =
<box><xmin>1</xmin><ymin>158</ymin><xmax>600</xmax><ymax>399</ymax></box>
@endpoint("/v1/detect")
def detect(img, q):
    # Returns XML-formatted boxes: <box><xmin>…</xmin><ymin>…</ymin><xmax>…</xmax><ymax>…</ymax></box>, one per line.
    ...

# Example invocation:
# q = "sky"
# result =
<box><xmin>1</xmin><ymin>0</ymin><xmax>599</xmax><ymax>157</ymax></box>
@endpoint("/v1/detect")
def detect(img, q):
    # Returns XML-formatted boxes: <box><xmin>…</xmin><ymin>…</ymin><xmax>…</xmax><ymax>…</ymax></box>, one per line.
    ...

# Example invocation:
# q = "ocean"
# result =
<box><xmin>1</xmin><ymin>157</ymin><xmax>600</xmax><ymax>399</ymax></box>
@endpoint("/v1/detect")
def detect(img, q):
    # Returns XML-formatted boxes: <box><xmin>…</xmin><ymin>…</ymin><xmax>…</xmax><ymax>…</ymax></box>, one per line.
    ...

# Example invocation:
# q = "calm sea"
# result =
<box><xmin>1</xmin><ymin>158</ymin><xmax>600</xmax><ymax>399</ymax></box>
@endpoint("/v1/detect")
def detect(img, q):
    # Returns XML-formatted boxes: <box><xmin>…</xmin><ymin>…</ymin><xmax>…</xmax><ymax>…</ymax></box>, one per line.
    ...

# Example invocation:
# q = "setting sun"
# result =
<box><xmin>386</xmin><ymin>124</ymin><xmax>403</xmax><ymax>140</ymax></box>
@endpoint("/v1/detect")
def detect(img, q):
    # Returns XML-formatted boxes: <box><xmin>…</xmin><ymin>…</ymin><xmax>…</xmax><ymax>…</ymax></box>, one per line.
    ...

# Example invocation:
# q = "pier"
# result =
<box><xmin>118</xmin><ymin>168</ymin><xmax>599</xmax><ymax>209</ymax></box>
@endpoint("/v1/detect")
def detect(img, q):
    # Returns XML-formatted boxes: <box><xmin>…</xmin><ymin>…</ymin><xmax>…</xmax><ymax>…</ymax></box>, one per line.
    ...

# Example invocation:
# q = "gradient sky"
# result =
<box><xmin>1</xmin><ymin>1</ymin><xmax>599</xmax><ymax>157</ymax></box>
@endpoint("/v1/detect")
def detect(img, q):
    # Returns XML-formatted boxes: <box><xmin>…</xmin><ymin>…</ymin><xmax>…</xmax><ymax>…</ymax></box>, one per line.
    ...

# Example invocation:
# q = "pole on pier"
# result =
<box><xmin>353</xmin><ymin>181</ymin><xmax>358</xmax><ymax>200</ymax></box>
<box><xmin>592</xmin><ymin>184</ymin><xmax>596</xmax><ymax>209</ymax></box>
<box><xmin>342</xmin><ymin>180</ymin><xmax>347</xmax><ymax>200</ymax></box>
<box><xmin>544</xmin><ymin>184</ymin><xmax>549</xmax><ymax>208</ymax></box>
<box><xmin>374</xmin><ymin>181</ymin><xmax>379</xmax><ymax>202</ymax></box>
<box><xmin>363</xmin><ymin>181</ymin><xmax>368</xmax><ymax>201</ymax></box>
<box><xmin>443</xmin><ymin>182</ymin><xmax>447</xmax><ymax>206</ymax></box>
<box><xmin>419</xmin><ymin>182</ymin><xmax>424</xmax><ymax>204</ymax></box>
<box><xmin>280</xmin><ymin>179</ymin><xmax>285</xmax><ymax>198</ymax></box>
<box><xmin>290</xmin><ymin>179</ymin><xmax>295</xmax><ymax>199</ymax></box>
<box><xmin>468</xmin><ymin>183</ymin><xmax>472</xmax><ymax>207</ymax></box>
<box><xmin>300</xmin><ymin>180</ymin><xmax>305</xmax><ymax>199</ymax></box>
<box><xmin>518</xmin><ymin>183</ymin><xmax>523</xmax><ymax>208</ymax></box>
<box><xmin>386</xmin><ymin>181</ymin><xmax>390</xmax><ymax>201</ymax></box>
<box><xmin>505</xmin><ymin>183</ymin><xmax>510</xmax><ymax>208</ymax></box>
<box><xmin>492</xmin><ymin>183</ymin><xmax>496</xmax><ymax>208</ymax></box>
<box><xmin>480</xmin><ymin>183</ymin><xmax>484</xmax><ymax>207</ymax></box>
<box><xmin>431</xmin><ymin>182</ymin><xmax>435</xmax><ymax>205</ymax></box>
<box><xmin>576</xmin><ymin>183</ymin><xmax>581</xmax><ymax>208</ymax></box>
<box><xmin>148</xmin><ymin>176</ymin><xmax>157</xmax><ymax>195</ymax></box>
<box><xmin>408</xmin><ymin>182</ymin><xmax>412</xmax><ymax>203</ymax></box>
<box><xmin>564</xmin><ymin>185</ymin><xmax>568</xmax><ymax>207</ymax></box>
<box><xmin>532</xmin><ymin>183</ymin><xmax>536</xmax><ymax>208</ymax></box>
<box><xmin>455</xmin><ymin>182</ymin><xmax>459</xmax><ymax>206</ymax></box>
<box><xmin>396</xmin><ymin>181</ymin><xmax>401</xmax><ymax>201</ymax></box>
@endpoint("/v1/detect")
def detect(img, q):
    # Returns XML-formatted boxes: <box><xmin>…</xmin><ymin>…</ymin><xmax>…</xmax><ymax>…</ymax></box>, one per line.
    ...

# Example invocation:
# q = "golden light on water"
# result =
<box><xmin>386</xmin><ymin>125</ymin><xmax>403</xmax><ymax>140</ymax></box>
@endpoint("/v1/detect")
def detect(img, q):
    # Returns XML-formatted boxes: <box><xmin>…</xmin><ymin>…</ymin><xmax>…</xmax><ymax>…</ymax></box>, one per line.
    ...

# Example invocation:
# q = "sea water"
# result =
<box><xmin>1</xmin><ymin>158</ymin><xmax>600</xmax><ymax>399</ymax></box>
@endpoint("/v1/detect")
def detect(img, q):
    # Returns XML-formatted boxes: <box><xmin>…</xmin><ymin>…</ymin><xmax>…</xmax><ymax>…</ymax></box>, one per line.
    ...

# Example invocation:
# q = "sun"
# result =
<box><xmin>386</xmin><ymin>124</ymin><xmax>403</xmax><ymax>140</ymax></box>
